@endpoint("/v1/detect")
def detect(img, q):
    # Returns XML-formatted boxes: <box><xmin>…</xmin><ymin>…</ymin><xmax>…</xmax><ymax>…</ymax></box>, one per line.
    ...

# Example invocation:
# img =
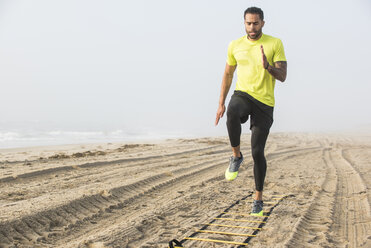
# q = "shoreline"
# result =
<box><xmin>1</xmin><ymin>129</ymin><xmax>370</xmax><ymax>153</ymax></box>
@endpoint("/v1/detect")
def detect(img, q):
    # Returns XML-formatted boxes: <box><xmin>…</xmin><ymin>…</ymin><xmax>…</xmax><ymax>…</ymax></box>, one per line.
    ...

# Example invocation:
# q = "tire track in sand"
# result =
<box><xmin>342</xmin><ymin>148</ymin><xmax>371</xmax><ymax>206</ymax></box>
<box><xmin>0</xmin><ymin>156</ymin><xmax>228</xmax><ymax>247</ymax></box>
<box><xmin>285</xmin><ymin>147</ymin><xmax>371</xmax><ymax>247</ymax></box>
<box><xmin>0</xmin><ymin>147</ymin><xmax>235</xmax><ymax>223</ymax></box>
<box><xmin>284</xmin><ymin>148</ymin><xmax>337</xmax><ymax>247</ymax></box>
<box><xmin>0</xmin><ymin>145</ymin><xmax>224</xmax><ymax>183</ymax></box>
<box><xmin>59</xmin><ymin>147</ymin><xmax>322</xmax><ymax>248</ymax></box>
<box><xmin>0</xmin><ymin>146</ymin><xmax>321</xmax><ymax>247</ymax></box>
<box><xmin>329</xmin><ymin>148</ymin><xmax>371</xmax><ymax>247</ymax></box>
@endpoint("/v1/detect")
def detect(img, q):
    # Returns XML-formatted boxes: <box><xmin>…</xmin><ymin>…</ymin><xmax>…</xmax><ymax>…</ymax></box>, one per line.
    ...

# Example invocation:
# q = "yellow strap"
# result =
<box><xmin>223</xmin><ymin>212</ymin><xmax>269</xmax><ymax>218</ymax></box>
<box><xmin>214</xmin><ymin>217</ymin><xmax>266</xmax><ymax>223</ymax></box>
<box><xmin>261</xmin><ymin>201</ymin><xmax>277</xmax><ymax>204</ymax></box>
<box><xmin>196</xmin><ymin>229</ymin><xmax>256</xmax><ymax>237</ymax></box>
<box><xmin>203</xmin><ymin>223</ymin><xmax>261</xmax><ymax>230</ymax></box>
<box><xmin>242</xmin><ymin>200</ymin><xmax>277</xmax><ymax>204</ymax></box>
<box><xmin>185</xmin><ymin>237</ymin><xmax>248</xmax><ymax>246</ymax></box>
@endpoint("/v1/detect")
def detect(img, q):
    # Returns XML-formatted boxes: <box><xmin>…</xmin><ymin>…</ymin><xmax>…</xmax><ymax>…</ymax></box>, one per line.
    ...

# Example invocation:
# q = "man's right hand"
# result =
<box><xmin>215</xmin><ymin>63</ymin><xmax>235</xmax><ymax>126</ymax></box>
<box><xmin>215</xmin><ymin>104</ymin><xmax>226</xmax><ymax>126</ymax></box>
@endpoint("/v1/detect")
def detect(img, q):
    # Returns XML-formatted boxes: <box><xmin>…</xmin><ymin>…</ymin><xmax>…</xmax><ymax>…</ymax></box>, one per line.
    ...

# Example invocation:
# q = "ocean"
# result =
<box><xmin>0</xmin><ymin>122</ymin><xmax>189</xmax><ymax>149</ymax></box>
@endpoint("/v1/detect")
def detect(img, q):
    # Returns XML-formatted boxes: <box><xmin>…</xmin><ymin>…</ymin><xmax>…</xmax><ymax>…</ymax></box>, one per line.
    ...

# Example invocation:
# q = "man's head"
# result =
<box><xmin>244</xmin><ymin>7</ymin><xmax>265</xmax><ymax>40</ymax></box>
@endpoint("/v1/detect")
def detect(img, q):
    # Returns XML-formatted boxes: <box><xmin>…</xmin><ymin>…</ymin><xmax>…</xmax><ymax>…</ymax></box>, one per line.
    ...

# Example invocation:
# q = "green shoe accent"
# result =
<box><xmin>225</xmin><ymin>153</ymin><xmax>243</xmax><ymax>181</ymax></box>
<box><xmin>225</xmin><ymin>169</ymin><xmax>238</xmax><ymax>181</ymax></box>
<box><xmin>250</xmin><ymin>210</ymin><xmax>264</xmax><ymax>216</ymax></box>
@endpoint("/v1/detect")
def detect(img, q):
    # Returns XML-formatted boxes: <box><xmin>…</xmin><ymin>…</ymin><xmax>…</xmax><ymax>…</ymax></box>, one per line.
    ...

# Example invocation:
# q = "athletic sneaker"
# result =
<box><xmin>251</xmin><ymin>200</ymin><xmax>264</xmax><ymax>216</ymax></box>
<box><xmin>225</xmin><ymin>152</ymin><xmax>243</xmax><ymax>181</ymax></box>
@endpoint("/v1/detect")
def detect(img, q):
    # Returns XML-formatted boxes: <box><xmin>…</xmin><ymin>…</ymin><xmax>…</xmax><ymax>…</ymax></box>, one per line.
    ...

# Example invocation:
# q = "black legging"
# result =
<box><xmin>226</xmin><ymin>93</ymin><xmax>271</xmax><ymax>191</ymax></box>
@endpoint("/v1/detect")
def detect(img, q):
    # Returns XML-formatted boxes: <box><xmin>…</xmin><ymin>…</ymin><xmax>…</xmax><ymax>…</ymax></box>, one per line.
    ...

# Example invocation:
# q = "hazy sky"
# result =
<box><xmin>1</xmin><ymin>0</ymin><xmax>371</xmax><ymax>137</ymax></box>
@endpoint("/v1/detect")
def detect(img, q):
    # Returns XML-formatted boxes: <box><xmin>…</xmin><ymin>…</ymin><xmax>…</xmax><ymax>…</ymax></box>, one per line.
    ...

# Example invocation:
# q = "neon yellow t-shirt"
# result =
<box><xmin>226</xmin><ymin>33</ymin><xmax>286</xmax><ymax>107</ymax></box>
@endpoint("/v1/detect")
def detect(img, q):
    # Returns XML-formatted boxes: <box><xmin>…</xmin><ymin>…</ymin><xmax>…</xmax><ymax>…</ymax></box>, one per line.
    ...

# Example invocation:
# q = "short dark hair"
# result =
<box><xmin>244</xmin><ymin>7</ymin><xmax>264</xmax><ymax>21</ymax></box>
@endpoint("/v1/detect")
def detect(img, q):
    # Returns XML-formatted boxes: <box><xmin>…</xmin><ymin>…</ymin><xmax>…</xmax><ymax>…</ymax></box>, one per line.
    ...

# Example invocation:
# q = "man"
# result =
<box><xmin>215</xmin><ymin>7</ymin><xmax>287</xmax><ymax>216</ymax></box>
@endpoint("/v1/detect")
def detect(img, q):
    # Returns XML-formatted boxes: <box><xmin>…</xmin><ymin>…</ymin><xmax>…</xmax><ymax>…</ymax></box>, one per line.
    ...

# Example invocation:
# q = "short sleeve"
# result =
<box><xmin>273</xmin><ymin>39</ymin><xmax>286</xmax><ymax>63</ymax></box>
<box><xmin>226</xmin><ymin>41</ymin><xmax>237</xmax><ymax>66</ymax></box>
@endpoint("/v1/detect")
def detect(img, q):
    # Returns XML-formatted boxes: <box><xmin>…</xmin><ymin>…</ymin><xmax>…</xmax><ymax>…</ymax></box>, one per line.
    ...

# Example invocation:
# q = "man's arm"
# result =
<box><xmin>267</xmin><ymin>61</ymin><xmax>287</xmax><ymax>82</ymax></box>
<box><xmin>215</xmin><ymin>63</ymin><xmax>236</xmax><ymax>126</ymax></box>
<box><xmin>260</xmin><ymin>45</ymin><xmax>287</xmax><ymax>82</ymax></box>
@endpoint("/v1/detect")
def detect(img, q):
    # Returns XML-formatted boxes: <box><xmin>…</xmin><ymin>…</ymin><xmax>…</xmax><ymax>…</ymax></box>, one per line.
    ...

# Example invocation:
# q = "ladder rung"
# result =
<box><xmin>223</xmin><ymin>212</ymin><xmax>269</xmax><ymax>218</ymax></box>
<box><xmin>214</xmin><ymin>217</ymin><xmax>266</xmax><ymax>223</ymax></box>
<box><xmin>242</xmin><ymin>201</ymin><xmax>277</xmax><ymax>204</ymax></box>
<box><xmin>185</xmin><ymin>237</ymin><xmax>248</xmax><ymax>246</ymax></box>
<box><xmin>196</xmin><ymin>229</ymin><xmax>256</xmax><ymax>237</ymax></box>
<box><xmin>202</xmin><ymin>223</ymin><xmax>261</xmax><ymax>230</ymax></box>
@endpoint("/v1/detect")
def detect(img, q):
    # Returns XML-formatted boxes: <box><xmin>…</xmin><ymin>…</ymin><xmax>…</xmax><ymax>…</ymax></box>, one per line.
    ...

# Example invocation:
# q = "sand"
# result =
<box><xmin>0</xmin><ymin>132</ymin><xmax>370</xmax><ymax>248</ymax></box>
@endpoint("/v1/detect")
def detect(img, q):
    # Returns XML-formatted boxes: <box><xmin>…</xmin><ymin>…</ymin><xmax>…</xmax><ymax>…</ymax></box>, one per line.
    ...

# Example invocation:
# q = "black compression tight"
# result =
<box><xmin>226</xmin><ymin>97</ymin><xmax>270</xmax><ymax>192</ymax></box>
<box><xmin>250</xmin><ymin>126</ymin><xmax>269</xmax><ymax>191</ymax></box>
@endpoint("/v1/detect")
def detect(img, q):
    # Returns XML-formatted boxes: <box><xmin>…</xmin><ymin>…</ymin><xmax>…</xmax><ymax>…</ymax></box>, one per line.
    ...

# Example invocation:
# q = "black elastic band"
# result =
<box><xmin>169</xmin><ymin>239</ymin><xmax>183</xmax><ymax>248</ymax></box>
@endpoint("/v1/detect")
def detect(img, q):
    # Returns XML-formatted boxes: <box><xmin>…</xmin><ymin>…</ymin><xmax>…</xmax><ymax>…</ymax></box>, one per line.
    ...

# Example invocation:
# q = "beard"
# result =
<box><xmin>246</xmin><ymin>28</ymin><xmax>262</xmax><ymax>40</ymax></box>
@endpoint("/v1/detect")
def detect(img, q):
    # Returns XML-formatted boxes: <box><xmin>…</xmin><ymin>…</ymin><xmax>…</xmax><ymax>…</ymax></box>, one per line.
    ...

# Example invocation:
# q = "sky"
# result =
<box><xmin>0</xmin><ymin>0</ymin><xmax>371</xmax><ymax>142</ymax></box>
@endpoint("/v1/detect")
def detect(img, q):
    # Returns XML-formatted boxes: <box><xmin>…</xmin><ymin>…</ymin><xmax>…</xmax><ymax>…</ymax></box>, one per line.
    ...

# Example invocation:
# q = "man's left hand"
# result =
<box><xmin>260</xmin><ymin>44</ymin><xmax>288</xmax><ymax>82</ymax></box>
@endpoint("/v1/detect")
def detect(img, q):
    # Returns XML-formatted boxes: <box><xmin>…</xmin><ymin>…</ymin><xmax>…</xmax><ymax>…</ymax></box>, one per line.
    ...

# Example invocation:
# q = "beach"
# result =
<box><xmin>0</xmin><ymin>132</ymin><xmax>371</xmax><ymax>248</ymax></box>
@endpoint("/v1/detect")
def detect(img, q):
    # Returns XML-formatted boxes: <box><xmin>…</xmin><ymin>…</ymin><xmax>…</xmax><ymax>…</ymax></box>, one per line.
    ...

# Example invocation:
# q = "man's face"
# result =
<box><xmin>244</xmin><ymin>13</ymin><xmax>265</xmax><ymax>40</ymax></box>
